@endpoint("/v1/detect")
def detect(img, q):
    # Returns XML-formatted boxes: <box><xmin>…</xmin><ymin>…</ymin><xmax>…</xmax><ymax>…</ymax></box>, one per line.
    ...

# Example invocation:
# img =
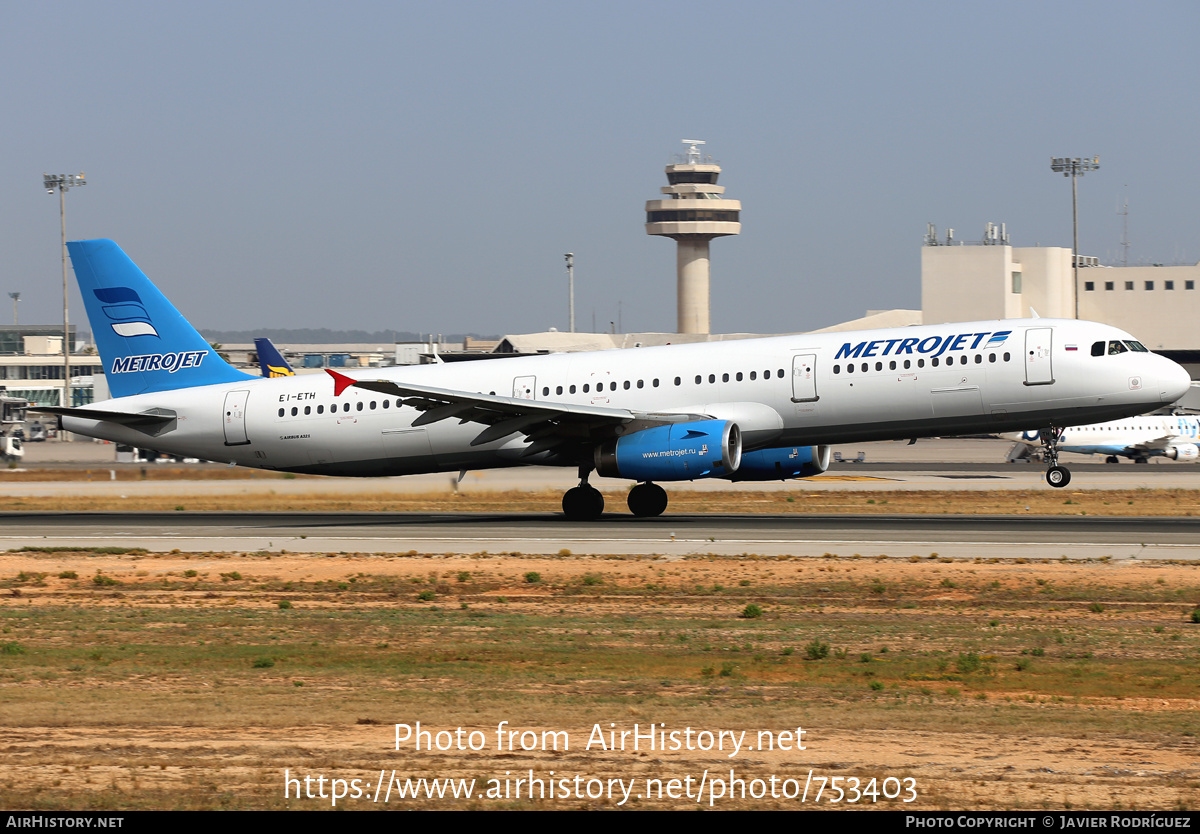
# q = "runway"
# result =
<box><xmin>5</xmin><ymin>510</ymin><xmax>1200</xmax><ymax>561</ymax></box>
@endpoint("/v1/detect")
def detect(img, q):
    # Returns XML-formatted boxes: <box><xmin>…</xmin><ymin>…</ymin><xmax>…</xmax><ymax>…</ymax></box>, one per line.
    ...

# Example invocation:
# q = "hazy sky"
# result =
<box><xmin>3</xmin><ymin>1</ymin><xmax>1197</xmax><ymax>337</ymax></box>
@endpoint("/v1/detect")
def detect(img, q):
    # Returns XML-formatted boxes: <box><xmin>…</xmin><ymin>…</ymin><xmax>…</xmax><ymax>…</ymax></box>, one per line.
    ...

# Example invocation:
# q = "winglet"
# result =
<box><xmin>326</xmin><ymin>369</ymin><xmax>356</xmax><ymax>396</ymax></box>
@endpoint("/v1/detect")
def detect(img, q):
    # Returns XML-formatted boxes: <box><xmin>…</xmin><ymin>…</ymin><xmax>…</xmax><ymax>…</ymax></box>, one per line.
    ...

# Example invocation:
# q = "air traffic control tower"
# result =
<box><xmin>645</xmin><ymin>140</ymin><xmax>741</xmax><ymax>334</ymax></box>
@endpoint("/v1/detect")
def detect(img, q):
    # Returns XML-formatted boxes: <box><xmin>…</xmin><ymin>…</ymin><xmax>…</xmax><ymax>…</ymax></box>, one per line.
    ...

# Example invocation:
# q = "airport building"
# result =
<box><xmin>0</xmin><ymin>326</ymin><xmax>103</xmax><ymax>407</ymax></box>
<box><xmin>921</xmin><ymin>222</ymin><xmax>1200</xmax><ymax>374</ymax></box>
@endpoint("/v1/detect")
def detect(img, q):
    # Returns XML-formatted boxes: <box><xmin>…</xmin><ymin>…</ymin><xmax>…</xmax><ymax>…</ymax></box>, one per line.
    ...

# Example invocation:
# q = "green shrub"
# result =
<box><xmin>804</xmin><ymin>640</ymin><xmax>830</xmax><ymax>660</ymax></box>
<box><xmin>524</xmin><ymin>571</ymin><xmax>542</xmax><ymax>584</ymax></box>
<box><xmin>740</xmin><ymin>603</ymin><xmax>763</xmax><ymax>619</ymax></box>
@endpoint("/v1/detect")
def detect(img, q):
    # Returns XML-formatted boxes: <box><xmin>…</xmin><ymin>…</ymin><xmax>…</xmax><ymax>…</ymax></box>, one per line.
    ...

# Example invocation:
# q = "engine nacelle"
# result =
<box><xmin>594</xmin><ymin>419</ymin><xmax>741</xmax><ymax>481</ymax></box>
<box><xmin>724</xmin><ymin>444</ymin><xmax>832</xmax><ymax>481</ymax></box>
<box><xmin>1164</xmin><ymin>443</ymin><xmax>1199</xmax><ymax>461</ymax></box>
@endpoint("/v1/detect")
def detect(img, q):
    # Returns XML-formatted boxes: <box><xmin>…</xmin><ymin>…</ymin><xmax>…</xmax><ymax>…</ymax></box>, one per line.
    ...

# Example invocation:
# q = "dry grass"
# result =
<box><xmin>1</xmin><ymin>548</ymin><xmax>1200</xmax><ymax>810</ymax></box>
<box><xmin>2</xmin><ymin>486</ymin><xmax>1200</xmax><ymax>515</ymax></box>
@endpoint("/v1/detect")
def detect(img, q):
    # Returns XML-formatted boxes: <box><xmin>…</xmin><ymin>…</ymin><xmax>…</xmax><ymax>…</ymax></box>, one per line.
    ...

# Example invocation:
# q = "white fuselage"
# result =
<box><xmin>64</xmin><ymin>318</ymin><xmax>1190</xmax><ymax>479</ymax></box>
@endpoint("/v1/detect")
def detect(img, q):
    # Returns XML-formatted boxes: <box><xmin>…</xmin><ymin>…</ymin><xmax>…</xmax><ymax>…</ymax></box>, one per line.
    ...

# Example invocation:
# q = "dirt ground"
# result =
<box><xmin>2</xmin><ymin>546</ymin><xmax>1199</xmax><ymax>810</ymax></box>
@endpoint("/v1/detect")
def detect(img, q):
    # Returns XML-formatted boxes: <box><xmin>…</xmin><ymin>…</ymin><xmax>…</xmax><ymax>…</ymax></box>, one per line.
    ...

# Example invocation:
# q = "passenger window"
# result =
<box><xmin>674</xmin><ymin>377</ymin><xmax>681</xmax><ymax>386</ymax></box>
<box><xmin>975</xmin><ymin>355</ymin><xmax>982</xmax><ymax>364</ymax></box>
<box><xmin>291</xmin><ymin>407</ymin><xmax>298</xmax><ymax>416</ymax></box>
<box><xmin>556</xmin><ymin>386</ymin><xmax>563</xmax><ymax>395</ymax></box>
<box><xmin>278</xmin><ymin>408</ymin><xmax>284</xmax><ymax>417</ymax></box>
<box><xmin>833</xmin><ymin>365</ymin><xmax>841</xmax><ymax>374</ymax></box>
<box><xmin>610</xmin><ymin>382</ymin><xmax>617</xmax><ymax>391</ymax></box>
<box><xmin>889</xmin><ymin>360</ymin><xmax>896</xmax><ymax>370</ymax></box>
<box><xmin>382</xmin><ymin>401</ymin><xmax>388</xmax><ymax>409</ymax></box>
<box><xmin>318</xmin><ymin>405</ymin><xmax>325</xmax><ymax>414</ymax></box>
<box><xmin>917</xmin><ymin>358</ymin><xmax>925</xmax><ymax>368</ymax></box>
<box><xmin>860</xmin><ymin>363</ymin><xmax>867</xmax><ymax>373</ymax></box>
<box><xmin>988</xmin><ymin>354</ymin><xmax>996</xmax><ymax>363</ymax></box>
<box><xmin>369</xmin><ymin>401</ymin><xmax>376</xmax><ymax>410</ymax></box>
<box><xmin>623</xmin><ymin>380</ymin><xmax>630</xmax><ymax>390</ymax></box>
<box><xmin>695</xmin><ymin>375</ymin><xmax>702</xmax><ymax>384</ymax></box>
<box><xmin>735</xmin><ymin>372</ymin><xmax>743</xmax><ymax>382</ymax></box>
<box><xmin>846</xmin><ymin>363</ymin><xmax>855</xmax><ymax>374</ymax></box>
<box><xmin>875</xmin><ymin>361</ymin><xmax>882</xmax><ymax>371</ymax></box>
<box><xmin>722</xmin><ymin>373</ymin><xmax>729</xmax><ymax>382</ymax></box>
<box><xmin>1003</xmin><ymin>352</ymin><xmax>1011</xmax><ymax>362</ymax></box>
<box><xmin>570</xmin><ymin>385</ymin><xmax>576</xmax><ymax>393</ymax></box>
<box><xmin>932</xmin><ymin>357</ymin><xmax>939</xmax><ymax>367</ymax></box>
<box><xmin>903</xmin><ymin>360</ymin><xmax>911</xmax><ymax>370</ymax></box>
<box><xmin>750</xmin><ymin>371</ymin><xmax>757</xmax><ymax>380</ymax></box>
<box><xmin>637</xmin><ymin>380</ymin><xmax>644</xmax><ymax>388</ymax></box>
<box><xmin>356</xmin><ymin>401</ymin><xmax>364</xmax><ymax>411</ymax></box>
<box><xmin>305</xmin><ymin>406</ymin><xmax>311</xmax><ymax>415</ymax></box>
<box><xmin>542</xmin><ymin>387</ymin><xmax>549</xmax><ymax>396</ymax></box>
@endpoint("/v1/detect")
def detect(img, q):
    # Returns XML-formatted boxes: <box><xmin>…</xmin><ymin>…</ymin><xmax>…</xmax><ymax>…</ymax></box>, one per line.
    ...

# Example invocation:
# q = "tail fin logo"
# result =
<box><xmin>93</xmin><ymin>287</ymin><xmax>159</xmax><ymax>339</ymax></box>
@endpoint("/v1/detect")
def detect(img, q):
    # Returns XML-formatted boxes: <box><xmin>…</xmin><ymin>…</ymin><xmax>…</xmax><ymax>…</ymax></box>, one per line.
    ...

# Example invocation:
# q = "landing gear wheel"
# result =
<box><xmin>627</xmin><ymin>482</ymin><xmax>668</xmax><ymax>517</ymax></box>
<box><xmin>1105</xmin><ymin>456</ymin><xmax>1120</xmax><ymax>464</ymax></box>
<box><xmin>562</xmin><ymin>485</ymin><xmax>604</xmax><ymax>521</ymax></box>
<box><xmin>1046</xmin><ymin>465</ymin><xmax>1071</xmax><ymax>488</ymax></box>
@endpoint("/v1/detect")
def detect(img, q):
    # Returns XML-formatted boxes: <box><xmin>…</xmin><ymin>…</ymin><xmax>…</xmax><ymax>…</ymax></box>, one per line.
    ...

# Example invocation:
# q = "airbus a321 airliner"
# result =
<box><xmin>36</xmin><ymin>240</ymin><xmax>1191</xmax><ymax>519</ymax></box>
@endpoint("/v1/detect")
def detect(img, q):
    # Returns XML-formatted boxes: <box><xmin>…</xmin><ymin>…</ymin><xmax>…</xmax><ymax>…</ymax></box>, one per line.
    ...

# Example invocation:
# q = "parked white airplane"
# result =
<box><xmin>36</xmin><ymin>240</ymin><xmax>1191</xmax><ymax>517</ymax></box>
<box><xmin>1004</xmin><ymin>414</ymin><xmax>1200</xmax><ymax>464</ymax></box>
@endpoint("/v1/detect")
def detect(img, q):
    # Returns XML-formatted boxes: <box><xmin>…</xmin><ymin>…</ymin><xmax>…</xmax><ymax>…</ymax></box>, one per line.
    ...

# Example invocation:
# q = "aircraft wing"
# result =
<box><xmin>327</xmin><ymin>370</ymin><xmax>704</xmax><ymax>454</ymax></box>
<box><xmin>1124</xmin><ymin>434</ymin><xmax>1178</xmax><ymax>454</ymax></box>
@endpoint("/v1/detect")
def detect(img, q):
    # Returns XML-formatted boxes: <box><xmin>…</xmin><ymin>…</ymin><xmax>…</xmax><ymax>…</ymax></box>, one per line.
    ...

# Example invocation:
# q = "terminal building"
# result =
<box><xmin>921</xmin><ymin>222</ymin><xmax>1200</xmax><ymax>376</ymax></box>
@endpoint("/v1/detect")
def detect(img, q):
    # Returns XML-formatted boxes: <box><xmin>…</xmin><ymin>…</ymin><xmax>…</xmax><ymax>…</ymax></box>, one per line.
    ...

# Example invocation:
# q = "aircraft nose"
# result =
<box><xmin>1160</xmin><ymin>358</ymin><xmax>1192</xmax><ymax>404</ymax></box>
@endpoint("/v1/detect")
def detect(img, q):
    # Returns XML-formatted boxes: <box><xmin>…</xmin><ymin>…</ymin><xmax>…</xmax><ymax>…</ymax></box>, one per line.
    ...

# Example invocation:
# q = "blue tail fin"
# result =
<box><xmin>253</xmin><ymin>337</ymin><xmax>296</xmax><ymax>378</ymax></box>
<box><xmin>68</xmin><ymin>239</ymin><xmax>255</xmax><ymax>399</ymax></box>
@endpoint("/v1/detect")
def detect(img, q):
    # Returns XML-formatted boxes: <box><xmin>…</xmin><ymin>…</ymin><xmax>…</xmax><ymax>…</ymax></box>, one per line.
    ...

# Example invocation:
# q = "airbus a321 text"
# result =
<box><xmin>35</xmin><ymin>240</ymin><xmax>1191</xmax><ymax>517</ymax></box>
<box><xmin>1004</xmin><ymin>413</ymin><xmax>1200</xmax><ymax>465</ymax></box>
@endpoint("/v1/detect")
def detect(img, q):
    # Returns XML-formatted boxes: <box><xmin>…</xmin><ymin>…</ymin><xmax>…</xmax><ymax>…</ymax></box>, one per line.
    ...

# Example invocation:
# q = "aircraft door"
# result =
<box><xmin>513</xmin><ymin>376</ymin><xmax>536</xmax><ymax>400</ymax></box>
<box><xmin>1024</xmin><ymin>328</ymin><xmax>1054</xmax><ymax>386</ymax></box>
<box><xmin>791</xmin><ymin>354</ymin><xmax>818</xmax><ymax>402</ymax></box>
<box><xmin>222</xmin><ymin>390</ymin><xmax>251</xmax><ymax>446</ymax></box>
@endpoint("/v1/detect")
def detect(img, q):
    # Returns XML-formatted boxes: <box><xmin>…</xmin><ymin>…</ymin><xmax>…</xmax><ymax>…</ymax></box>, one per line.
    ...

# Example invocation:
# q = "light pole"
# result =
<box><xmin>564</xmin><ymin>253</ymin><xmax>575</xmax><ymax>333</ymax></box>
<box><xmin>8</xmin><ymin>293</ymin><xmax>19</xmax><ymax>326</ymax></box>
<box><xmin>1050</xmin><ymin>156</ymin><xmax>1099</xmax><ymax>318</ymax></box>
<box><xmin>43</xmin><ymin>172</ymin><xmax>86</xmax><ymax>414</ymax></box>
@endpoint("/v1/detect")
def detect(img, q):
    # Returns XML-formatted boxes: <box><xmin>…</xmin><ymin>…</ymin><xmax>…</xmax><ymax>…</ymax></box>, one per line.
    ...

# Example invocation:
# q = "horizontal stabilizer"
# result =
<box><xmin>31</xmin><ymin>406</ymin><xmax>178</xmax><ymax>436</ymax></box>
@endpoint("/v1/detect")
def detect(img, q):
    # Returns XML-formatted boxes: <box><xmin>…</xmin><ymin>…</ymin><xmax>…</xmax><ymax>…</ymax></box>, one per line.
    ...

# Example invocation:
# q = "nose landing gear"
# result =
<box><xmin>1040</xmin><ymin>427</ymin><xmax>1071</xmax><ymax>488</ymax></box>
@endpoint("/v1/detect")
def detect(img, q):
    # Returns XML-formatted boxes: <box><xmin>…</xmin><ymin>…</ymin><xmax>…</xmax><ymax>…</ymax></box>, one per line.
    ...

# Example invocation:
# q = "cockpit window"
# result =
<box><xmin>1124</xmin><ymin>340</ymin><xmax>1149</xmax><ymax>352</ymax></box>
<box><xmin>1091</xmin><ymin>341</ymin><xmax>1105</xmax><ymax>357</ymax></box>
<box><xmin>1108</xmin><ymin>341</ymin><xmax>1128</xmax><ymax>355</ymax></box>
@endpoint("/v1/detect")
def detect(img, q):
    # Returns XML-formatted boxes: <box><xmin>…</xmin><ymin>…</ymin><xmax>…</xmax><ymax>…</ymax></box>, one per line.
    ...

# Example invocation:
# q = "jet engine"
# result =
<box><xmin>594</xmin><ymin>420</ymin><xmax>741</xmax><ymax>481</ymax></box>
<box><xmin>724</xmin><ymin>444</ymin><xmax>832</xmax><ymax>481</ymax></box>
<box><xmin>1164</xmin><ymin>443</ymin><xmax>1199</xmax><ymax>461</ymax></box>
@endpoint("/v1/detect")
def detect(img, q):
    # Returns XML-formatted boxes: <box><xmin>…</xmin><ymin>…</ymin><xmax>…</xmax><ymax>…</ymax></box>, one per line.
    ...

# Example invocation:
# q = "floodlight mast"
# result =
<box><xmin>43</xmin><ymin>172</ymin><xmax>86</xmax><ymax>418</ymax></box>
<box><xmin>564</xmin><ymin>253</ymin><xmax>575</xmax><ymax>333</ymax></box>
<box><xmin>1049</xmin><ymin>156</ymin><xmax>1099</xmax><ymax>318</ymax></box>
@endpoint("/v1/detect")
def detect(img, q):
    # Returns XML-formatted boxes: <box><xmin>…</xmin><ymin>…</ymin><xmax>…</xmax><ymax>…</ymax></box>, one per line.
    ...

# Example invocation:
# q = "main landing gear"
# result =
<box><xmin>561</xmin><ymin>469</ymin><xmax>670</xmax><ymax>520</ymax></box>
<box><xmin>1039</xmin><ymin>427</ymin><xmax>1071</xmax><ymax>488</ymax></box>
<box><xmin>562</xmin><ymin>465</ymin><xmax>605</xmax><ymax>521</ymax></box>
<box><xmin>627</xmin><ymin>482</ymin><xmax>668</xmax><ymax>517</ymax></box>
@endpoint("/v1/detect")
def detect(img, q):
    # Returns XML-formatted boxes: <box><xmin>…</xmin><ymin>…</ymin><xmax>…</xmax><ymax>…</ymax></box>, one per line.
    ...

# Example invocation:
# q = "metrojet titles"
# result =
<box><xmin>835</xmin><ymin>330</ymin><xmax>1012</xmax><ymax>361</ymax></box>
<box><xmin>110</xmin><ymin>351</ymin><xmax>207</xmax><ymax>374</ymax></box>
